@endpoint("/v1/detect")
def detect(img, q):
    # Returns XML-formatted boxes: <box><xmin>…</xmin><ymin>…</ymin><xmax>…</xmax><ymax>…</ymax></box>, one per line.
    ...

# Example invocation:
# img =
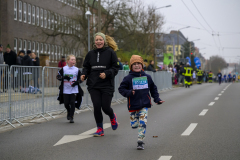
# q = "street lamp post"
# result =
<box><xmin>153</xmin><ymin>5</ymin><xmax>171</xmax><ymax>66</ymax></box>
<box><xmin>85</xmin><ymin>10</ymin><xmax>92</xmax><ymax>52</ymax></box>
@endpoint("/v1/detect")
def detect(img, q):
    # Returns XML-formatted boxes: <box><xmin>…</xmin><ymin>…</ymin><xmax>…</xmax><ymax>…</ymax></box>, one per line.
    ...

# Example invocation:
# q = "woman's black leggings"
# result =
<box><xmin>63</xmin><ymin>94</ymin><xmax>76</xmax><ymax>118</ymax></box>
<box><xmin>89</xmin><ymin>89</ymin><xmax>114</xmax><ymax>124</ymax></box>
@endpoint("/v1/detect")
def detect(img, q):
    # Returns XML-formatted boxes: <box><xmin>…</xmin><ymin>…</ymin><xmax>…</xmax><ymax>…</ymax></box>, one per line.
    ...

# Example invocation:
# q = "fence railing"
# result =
<box><xmin>0</xmin><ymin>65</ymin><xmax>172</xmax><ymax>128</ymax></box>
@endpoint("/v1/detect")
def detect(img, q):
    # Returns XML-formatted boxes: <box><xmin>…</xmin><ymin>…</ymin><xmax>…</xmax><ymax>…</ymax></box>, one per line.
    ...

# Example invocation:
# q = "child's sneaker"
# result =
<box><xmin>137</xmin><ymin>141</ymin><xmax>145</xmax><ymax>150</ymax></box>
<box><xmin>93</xmin><ymin>127</ymin><xmax>104</xmax><ymax>137</ymax></box>
<box><xmin>110</xmin><ymin>113</ymin><xmax>118</xmax><ymax>130</ymax></box>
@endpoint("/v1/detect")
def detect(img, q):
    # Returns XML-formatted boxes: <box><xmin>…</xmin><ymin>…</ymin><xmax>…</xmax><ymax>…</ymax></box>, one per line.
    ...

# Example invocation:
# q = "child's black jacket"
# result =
<box><xmin>57</xmin><ymin>68</ymin><xmax>84</xmax><ymax>109</ymax></box>
<box><xmin>118</xmin><ymin>70</ymin><xmax>161</xmax><ymax>111</ymax></box>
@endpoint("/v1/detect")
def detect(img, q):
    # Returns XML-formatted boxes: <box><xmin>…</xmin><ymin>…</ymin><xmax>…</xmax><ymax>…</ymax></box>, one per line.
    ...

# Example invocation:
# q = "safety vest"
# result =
<box><xmin>209</xmin><ymin>73</ymin><xmax>213</xmax><ymax>78</ymax></box>
<box><xmin>196</xmin><ymin>69</ymin><xmax>203</xmax><ymax>76</ymax></box>
<box><xmin>183</xmin><ymin>67</ymin><xmax>193</xmax><ymax>77</ymax></box>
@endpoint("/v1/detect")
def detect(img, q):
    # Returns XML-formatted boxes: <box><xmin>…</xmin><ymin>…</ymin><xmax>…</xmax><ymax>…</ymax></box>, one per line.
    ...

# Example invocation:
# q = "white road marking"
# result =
<box><xmin>199</xmin><ymin>109</ymin><xmax>208</xmax><ymax>116</ymax></box>
<box><xmin>208</xmin><ymin>102</ymin><xmax>215</xmax><ymax>106</ymax></box>
<box><xmin>214</xmin><ymin>97</ymin><xmax>219</xmax><ymax>100</ymax></box>
<box><xmin>221</xmin><ymin>91</ymin><xmax>224</xmax><ymax>93</ymax></box>
<box><xmin>181</xmin><ymin>123</ymin><xmax>198</xmax><ymax>136</ymax></box>
<box><xmin>218</xmin><ymin>94</ymin><xmax>222</xmax><ymax>96</ymax></box>
<box><xmin>54</xmin><ymin>123</ymin><xmax>112</xmax><ymax>146</ymax></box>
<box><xmin>158</xmin><ymin>156</ymin><xmax>172</xmax><ymax>160</ymax></box>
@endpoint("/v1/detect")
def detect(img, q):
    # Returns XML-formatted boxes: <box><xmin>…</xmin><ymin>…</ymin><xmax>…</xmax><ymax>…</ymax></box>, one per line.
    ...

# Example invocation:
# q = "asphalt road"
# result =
<box><xmin>0</xmin><ymin>82</ymin><xmax>239</xmax><ymax>160</ymax></box>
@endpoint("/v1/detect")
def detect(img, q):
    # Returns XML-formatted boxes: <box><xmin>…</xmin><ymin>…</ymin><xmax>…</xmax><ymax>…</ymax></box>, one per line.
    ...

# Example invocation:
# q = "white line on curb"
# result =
<box><xmin>158</xmin><ymin>156</ymin><xmax>172</xmax><ymax>160</ymax></box>
<box><xmin>214</xmin><ymin>97</ymin><xmax>219</xmax><ymax>100</ymax></box>
<box><xmin>199</xmin><ymin>109</ymin><xmax>208</xmax><ymax>116</ymax></box>
<box><xmin>208</xmin><ymin>102</ymin><xmax>215</xmax><ymax>106</ymax></box>
<box><xmin>181</xmin><ymin>123</ymin><xmax>198</xmax><ymax>136</ymax></box>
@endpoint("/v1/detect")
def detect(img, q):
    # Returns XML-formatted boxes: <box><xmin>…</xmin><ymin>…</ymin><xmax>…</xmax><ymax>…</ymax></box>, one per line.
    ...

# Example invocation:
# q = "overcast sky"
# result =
<box><xmin>144</xmin><ymin>0</ymin><xmax>240</xmax><ymax>63</ymax></box>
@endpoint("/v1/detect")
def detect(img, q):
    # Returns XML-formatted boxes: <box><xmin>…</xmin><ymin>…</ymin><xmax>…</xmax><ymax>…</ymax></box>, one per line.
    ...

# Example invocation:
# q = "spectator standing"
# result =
<box><xmin>58</xmin><ymin>56</ymin><xmax>66</xmax><ymax>68</ymax></box>
<box><xmin>81</xmin><ymin>32</ymin><xmax>119</xmax><ymax>136</ymax></box>
<box><xmin>123</xmin><ymin>61</ymin><xmax>130</xmax><ymax>70</ymax></box>
<box><xmin>16</xmin><ymin>50</ymin><xmax>25</xmax><ymax>91</ymax></box>
<box><xmin>147</xmin><ymin>60</ymin><xmax>157</xmax><ymax>72</ymax></box>
<box><xmin>31</xmin><ymin>52</ymin><xmax>40</xmax><ymax>88</ymax></box>
<box><xmin>17</xmin><ymin>50</ymin><xmax>25</xmax><ymax>65</ymax></box>
<box><xmin>143</xmin><ymin>59</ymin><xmax>148</xmax><ymax>71</ymax></box>
<box><xmin>118</xmin><ymin>58</ymin><xmax>123</xmax><ymax>70</ymax></box>
<box><xmin>178</xmin><ymin>63</ymin><xmax>185</xmax><ymax>85</ymax></box>
<box><xmin>22</xmin><ymin>50</ymin><xmax>33</xmax><ymax>92</ymax></box>
<box><xmin>3</xmin><ymin>44</ymin><xmax>17</xmax><ymax>91</ymax></box>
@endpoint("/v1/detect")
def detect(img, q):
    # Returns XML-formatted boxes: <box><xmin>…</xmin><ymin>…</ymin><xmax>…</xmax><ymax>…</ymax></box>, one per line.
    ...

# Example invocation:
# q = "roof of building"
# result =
<box><xmin>157</xmin><ymin>30</ymin><xmax>188</xmax><ymax>45</ymax></box>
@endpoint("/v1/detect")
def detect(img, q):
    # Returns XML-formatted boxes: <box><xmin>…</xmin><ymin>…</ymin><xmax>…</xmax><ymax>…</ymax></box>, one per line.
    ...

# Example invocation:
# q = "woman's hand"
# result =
<box><xmin>132</xmin><ymin>90</ymin><xmax>135</xmax><ymax>95</ymax></box>
<box><xmin>81</xmin><ymin>75</ymin><xmax>85</xmax><ymax>81</ymax></box>
<box><xmin>99</xmin><ymin>73</ymin><xmax>106</xmax><ymax>79</ymax></box>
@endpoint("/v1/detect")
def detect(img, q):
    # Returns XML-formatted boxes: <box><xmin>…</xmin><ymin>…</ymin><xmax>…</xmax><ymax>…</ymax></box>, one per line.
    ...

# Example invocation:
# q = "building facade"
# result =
<box><xmin>0</xmin><ymin>0</ymin><xmax>85</xmax><ymax>66</ymax></box>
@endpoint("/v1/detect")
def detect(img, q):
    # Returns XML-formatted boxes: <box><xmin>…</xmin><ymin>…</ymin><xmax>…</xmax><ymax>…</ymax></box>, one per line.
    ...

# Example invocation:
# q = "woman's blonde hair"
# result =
<box><xmin>94</xmin><ymin>32</ymin><xmax>118</xmax><ymax>51</ymax></box>
<box><xmin>66</xmin><ymin>54</ymin><xmax>76</xmax><ymax>61</ymax></box>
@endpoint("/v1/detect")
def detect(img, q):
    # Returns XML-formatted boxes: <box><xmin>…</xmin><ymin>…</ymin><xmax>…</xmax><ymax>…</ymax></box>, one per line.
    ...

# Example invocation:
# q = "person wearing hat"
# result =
<box><xmin>118</xmin><ymin>55</ymin><xmax>165</xmax><ymax>150</ymax></box>
<box><xmin>58</xmin><ymin>56</ymin><xmax>66</xmax><ymax>68</ymax></box>
<box><xmin>81</xmin><ymin>32</ymin><xmax>120</xmax><ymax>137</ymax></box>
<box><xmin>182</xmin><ymin>62</ymin><xmax>193</xmax><ymax>88</ymax></box>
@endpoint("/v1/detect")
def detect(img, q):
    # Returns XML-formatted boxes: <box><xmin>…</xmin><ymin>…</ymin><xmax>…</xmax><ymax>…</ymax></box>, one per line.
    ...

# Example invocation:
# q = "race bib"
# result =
<box><xmin>132</xmin><ymin>76</ymin><xmax>148</xmax><ymax>90</ymax></box>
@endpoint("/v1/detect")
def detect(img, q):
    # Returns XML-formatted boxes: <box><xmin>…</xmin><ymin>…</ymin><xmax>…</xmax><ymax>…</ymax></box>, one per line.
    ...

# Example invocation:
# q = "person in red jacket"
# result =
<box><xmin>58</xmin><ymin>56</ymin><xmax>66</xmax><ymax>68</ymax></box>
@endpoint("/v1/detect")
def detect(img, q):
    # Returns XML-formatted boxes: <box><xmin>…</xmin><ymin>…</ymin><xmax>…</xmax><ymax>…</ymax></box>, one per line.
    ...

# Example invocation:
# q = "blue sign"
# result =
<box><xmin>186</xmin><ymin>57</ymin><xmax>191</xmax><ymax>66</ymax></box>
<box><xmin>194</xmin><ymin>57</ymin><xmax>201</xmax><ymax>69</ymax></box>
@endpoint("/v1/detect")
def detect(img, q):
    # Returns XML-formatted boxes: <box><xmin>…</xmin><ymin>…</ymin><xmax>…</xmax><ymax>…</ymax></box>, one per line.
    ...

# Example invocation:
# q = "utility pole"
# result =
<box><xmin>98</xmin><ymin>0</ymin><xmax>101</xmax><ymax>32</ymax></box>
<box><xmin>153</xmin><ymin>11</ymin><xmax>156</xmax><ymax>65</ymax></box>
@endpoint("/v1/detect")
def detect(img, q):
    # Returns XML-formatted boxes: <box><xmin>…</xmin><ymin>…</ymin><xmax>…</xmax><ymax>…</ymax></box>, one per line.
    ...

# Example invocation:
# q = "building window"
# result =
<box><xmin>14</xmin><ymin>38</ymin><xmax>18</xmax><ymax>53</ymax></box>
<box><xmin>58</xmin><ymin>15</ymin><xmax>61</xmax><ymax>32</ymax></box>
<box><xmin>28</xmin><ymin>4</ymin><xmax>31</xmax><ymax>24</ymax></box>
<box><xmin>51</xmin><ymin>45</ymin><xmax>54</xmax><ymax>62</ymax></box>
<box><xmin>44</xmin><ymin>10</ymin><xmax>47</xmax><ymax>28</ymax></box>
<box><xmin>168</xmin><ymin>47</ymin><xmax>172</xmax><ymax>51</ymax></box>
<box><xmin>32</xmin><ymin>42</ymin><xmax>35</xmax><ymax>52</ymax></box>
<box><xmin>73</xmin><ymin>21</ymin><xmax>75</xmax><ymax>35</ymax></box>
<box><xmin>44</xmin><ymin>43</ymin><xmax>47</xmax><ymax>53</ymax></box>
<box><xmin>73</xmin><ymin>0</ymin><xmax>75</xmax><ymax>7</ymax></box>
<box><xmin>14</xmin><ymin>0</ymin><xmax>17</xmax><ymax>20</ymax></box>
<box><xmin>36</xmin><ymin>7</ymin><xmax>39</xmax><ymax>26</ymax></box>
<box><xmin>32</xmin><ymin>6</ymin><xmax>35</xmax><ymax>25</ymax></box>
<box><xmin>58</xmin><ymin>46</ymin><xmax>61</xmax><ymax>60</ymax></box>
<box><xmin>40</xmin><ymin>43</ymin><xmax>43</xmax><ymax>53</ymax></box>
<box><xmin>65</xmin><ymin>17</ymin><xmax>67</xmax><ymax>33</ymax></box>
<box><xmin>23</xmin><ymin>3</ymin><xmax>27</xmax><ymax>23</ymax></box>
<box><xmin>55</xmin><ymin>45</ymin><xmax>58</xmax><ymax>62</ymax></box>
<box><xmin>19</xmin><ymin>1</ymin><xmax>22</xmax><ymax>21</ymax></box>
<box><xmin>48</xmin><ymin>11</ymin><xmax>51</xmax><ymax>29</ymax></box>
<box><xmin>36</xmin><ymin>42</ymin><xmax>39</xmax><ymax>57</ymax></box>
<box><xmin>19</xmin><ymin>39</ymin><xmax>22</xmax><ymax>51</ymax></box>
<box><xmin>55</xmin><ymin>13</ymin><xmax>58</xmax><ymax>30</ymax></box>
<box><xmin>176</xmin><ymin>47</ymin><xmax>178</xmax><ymax>51</ymax></box>
<box><xmin>48</xmin><ymin>44</ymin><xmax>51</xmax><ymax>55</ymax></box>
<box><xmin>51</xmin><ymin>13</ymin><xmax>54</xmax><ymax>30</ymax></box>
<box><xmin>62</xmin><ymin>16</ymin><xmax>64</xmax><ymax>33</ymax></box>
<box><xmin>23</xmin><ymin>40</ymin><xmax>27</xmax><ymax>52</ymax></box>
<box><xmin>28</xmin><ymin>41</ymin><xmax>31</xmax><ymax>50</ymax></box>
<box><xmin>40</xmin><ymin>8</ymin><xmax>43</xmax><ymax>27</ymax></box>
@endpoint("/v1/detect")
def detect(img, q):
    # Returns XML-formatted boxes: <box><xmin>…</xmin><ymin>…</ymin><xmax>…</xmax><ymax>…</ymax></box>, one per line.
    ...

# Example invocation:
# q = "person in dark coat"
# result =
<box><xmin>147</xmin><ymin>60</ymin><xmax>157</xmax><ymax>72</ymax></box>
<box><xmin>118</xmin><ymin>55</ymin><xmax>165</xmax><ymax>150</ymax></box>
<box><xmin>22</xmin><ymin>50</ymin><xmax>33</xmax><ymax>91</ymax></box>
<box><xmin>3</xmin><ymin>44</ymin><xmax>17</xmax><ymax>91</ymax></box>
<box><xmin>31</xmin><ymin>52</ymin><xmax>40</xmax><ymax>88</ymax></box>
<box><xmin>118</xmin><ymin>58</ymin><xmax>123</xmax><ymax>70</ymax></box>
<box><xmin>81</xmin><ymin>32</ymin><xmax>119</xmax><ymax>137</ymax></box>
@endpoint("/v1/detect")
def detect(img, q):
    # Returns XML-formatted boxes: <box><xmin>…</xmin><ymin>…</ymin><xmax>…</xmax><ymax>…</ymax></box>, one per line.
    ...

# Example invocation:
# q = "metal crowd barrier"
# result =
<box><xmin>0</xmin><ymin>64</ymin><xmax>172</xmax><ymax>128</ymax></box>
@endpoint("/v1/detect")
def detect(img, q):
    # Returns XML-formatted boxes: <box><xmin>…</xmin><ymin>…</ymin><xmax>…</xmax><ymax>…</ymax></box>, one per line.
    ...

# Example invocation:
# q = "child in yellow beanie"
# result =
<box><xmin>118</xmin><ymin>55</ymin><xmax>165</xmax><ymax>150</ymax></box>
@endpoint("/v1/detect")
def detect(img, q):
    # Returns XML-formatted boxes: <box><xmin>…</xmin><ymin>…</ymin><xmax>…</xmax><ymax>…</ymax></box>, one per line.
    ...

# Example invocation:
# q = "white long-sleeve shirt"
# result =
<box><xmin>63</xmin><ymin>66</ymin><xmax>79</xmax><ymax>94</ymax></box>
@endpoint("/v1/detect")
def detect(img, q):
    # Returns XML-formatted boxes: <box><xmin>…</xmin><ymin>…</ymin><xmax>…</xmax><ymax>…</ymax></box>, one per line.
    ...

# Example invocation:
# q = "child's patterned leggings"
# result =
<box><xmin>130</xmin><ymin>107</ymin><xmax>148</xmax><ymax>141</ymax></box>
